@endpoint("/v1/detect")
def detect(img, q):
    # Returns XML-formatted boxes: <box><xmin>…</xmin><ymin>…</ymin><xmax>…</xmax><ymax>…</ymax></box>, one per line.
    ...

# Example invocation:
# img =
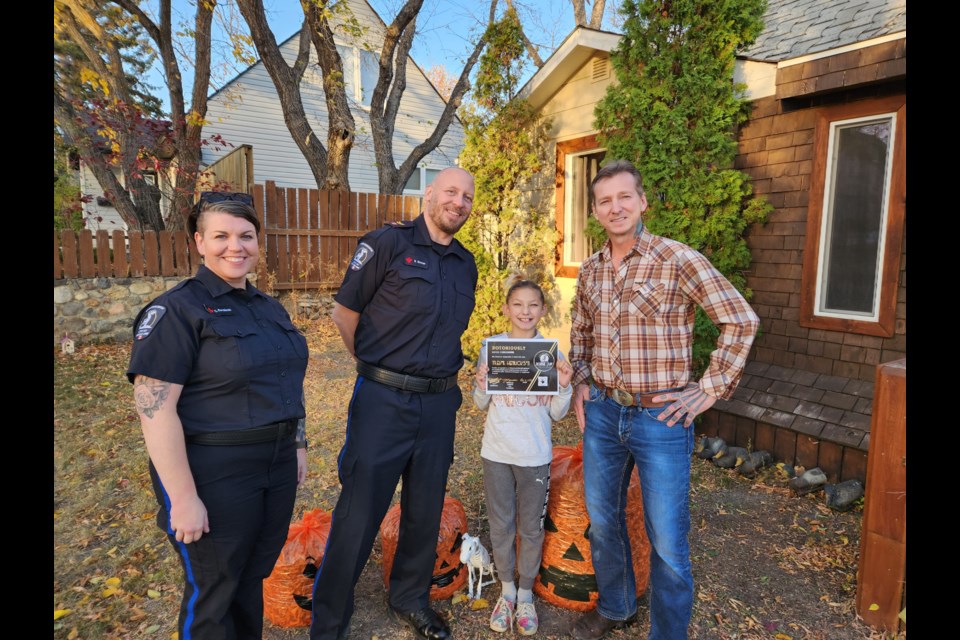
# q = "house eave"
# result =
<box><xmin>516</xmin><ymin>27</ymin><xmax>621</xmax><ymax>111</ymax></box>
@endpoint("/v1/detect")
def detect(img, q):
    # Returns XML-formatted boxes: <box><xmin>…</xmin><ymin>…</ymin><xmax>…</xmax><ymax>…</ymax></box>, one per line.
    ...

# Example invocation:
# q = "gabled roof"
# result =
<box><xmin>741</xmin><ymin>0</ymin><xmax>906</xmax><ymax>62</ymax></box>
<box><xmin>515</xmin><ymin>27</ymin><xmax>620</xmax><ymax>111</ymax></box>
<box><xmin>207</xmin><ymin>0</ymin><xmax>455</xmax><ymax>111</ymax></box>
<box><xmin>516</xmin><ymin>1</ymin><xmax>906</xmax><ymax>110</ymax></box>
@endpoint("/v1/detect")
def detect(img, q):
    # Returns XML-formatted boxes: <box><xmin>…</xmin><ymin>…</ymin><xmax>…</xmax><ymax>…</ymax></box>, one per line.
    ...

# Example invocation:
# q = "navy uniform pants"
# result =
<box><xmin>149</xmin><ymin>436</ymin><xmax>297</xmax><ymax>640</ymax></box>
<box><xmin>310</xmin><ymin>377</ymin><xmax>461</xmax><ymax>639</ymax></box>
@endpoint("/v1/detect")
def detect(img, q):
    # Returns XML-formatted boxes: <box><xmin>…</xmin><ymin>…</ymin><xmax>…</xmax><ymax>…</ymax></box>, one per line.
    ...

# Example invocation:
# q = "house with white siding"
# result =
<box><xmin>202</xmin><ymin>0</ymin><xmax>466</xmax><ymax>195</ymax></box>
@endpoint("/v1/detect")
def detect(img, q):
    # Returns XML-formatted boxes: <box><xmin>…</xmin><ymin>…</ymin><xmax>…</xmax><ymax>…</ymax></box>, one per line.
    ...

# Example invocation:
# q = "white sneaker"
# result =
<box><xmin>489</xmin><ymin>596</ymin><xmax>515</xmax><ymax>633</ymax></box>
<box><xmin>515</xmin><ymin>601</ymin><xmax>538</xmax><ymax>635</ymax></box>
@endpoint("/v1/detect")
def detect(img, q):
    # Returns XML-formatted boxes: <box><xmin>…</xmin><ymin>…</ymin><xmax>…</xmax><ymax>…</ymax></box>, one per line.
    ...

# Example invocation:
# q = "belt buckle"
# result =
<box><xmin>611</xmin><ymin>388</ymin><xmax>636</xmax><ymax>407</ymax></box>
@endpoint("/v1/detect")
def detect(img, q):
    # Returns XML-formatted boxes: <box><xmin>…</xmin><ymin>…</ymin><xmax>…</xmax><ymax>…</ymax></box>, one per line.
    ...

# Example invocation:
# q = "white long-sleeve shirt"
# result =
<box><xmin>473</xmin><ymin>332</ymin><xmax>573</xmax><ymax>467</ymax></box>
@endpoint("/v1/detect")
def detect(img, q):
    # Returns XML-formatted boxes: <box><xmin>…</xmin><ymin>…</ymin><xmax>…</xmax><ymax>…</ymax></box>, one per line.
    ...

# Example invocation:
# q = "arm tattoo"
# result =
<box><xmin>295</xmin><ymin>390</ymin><xmax>307</xmax><ymax>446</ymax></box>
<box><xmin>296</xmin><ymin>417</ymin><xmax>306</xmax><ymax>444</ymax></box>
<box><xmin>134</xmin><ymin>376</ymin><xmax>171</xmax><ymax>419</ymax></box>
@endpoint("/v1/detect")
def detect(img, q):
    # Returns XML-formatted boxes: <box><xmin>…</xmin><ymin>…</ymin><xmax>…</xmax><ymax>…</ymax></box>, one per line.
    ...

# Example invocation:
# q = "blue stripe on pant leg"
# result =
<box><xmin>155</xmin><ymin>473</ymin><xmax>201</xmax><ymax>640</ymax></box>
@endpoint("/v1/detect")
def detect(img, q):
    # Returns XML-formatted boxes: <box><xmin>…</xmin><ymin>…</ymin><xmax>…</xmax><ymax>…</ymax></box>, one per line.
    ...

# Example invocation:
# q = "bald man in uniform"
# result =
<box><xmin>310</xmin><ymin>168</ymin><xmax>477</xmax><ymax>640</ymax></box>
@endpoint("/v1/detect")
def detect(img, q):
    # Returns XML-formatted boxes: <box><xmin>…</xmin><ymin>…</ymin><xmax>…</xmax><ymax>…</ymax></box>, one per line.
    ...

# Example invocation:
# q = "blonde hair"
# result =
<box><xmin>503</xmin><ymin>273</ymin><xmax>545</xmax><ymax>305</ymax></box>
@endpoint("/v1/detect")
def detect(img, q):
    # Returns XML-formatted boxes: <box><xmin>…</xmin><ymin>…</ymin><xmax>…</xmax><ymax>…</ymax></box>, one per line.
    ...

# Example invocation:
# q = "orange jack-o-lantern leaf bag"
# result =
<box><xmin>380</xmin><ymin>495</ymin><xmax>469</xmax><ymax>600</ymax></box>
<box><xmin>263</xmin><ymin>509</ymin><xmax>333</xmax><ymax>627</ymax></box>
<box><xmin>533</xmin><ymin>443</ymin><xmax>650</xmax><ymax>611</ymax></box>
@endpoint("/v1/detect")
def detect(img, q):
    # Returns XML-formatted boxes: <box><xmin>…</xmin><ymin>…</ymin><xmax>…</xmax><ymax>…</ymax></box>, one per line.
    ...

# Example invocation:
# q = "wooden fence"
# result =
<box><xmin>53</xmin><ymin>183</ymin><xmax>424</xmax><ymax>289</ymax></box>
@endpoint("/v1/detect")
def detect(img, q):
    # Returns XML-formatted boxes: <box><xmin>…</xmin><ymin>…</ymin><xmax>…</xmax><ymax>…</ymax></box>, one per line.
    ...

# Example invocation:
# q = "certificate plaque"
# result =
<box><xmin>484</xmin><ymin>338</ymin><xmax>559</xmax><ymax>394</ymax></box>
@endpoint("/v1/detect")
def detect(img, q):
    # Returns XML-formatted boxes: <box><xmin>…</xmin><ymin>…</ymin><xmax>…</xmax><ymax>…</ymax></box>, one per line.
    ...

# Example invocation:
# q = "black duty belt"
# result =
<box><xmin>357</xmin><ymin>361</ymin><xmax>459</xmax><ymax>393</ymax></box>
<box><xmin>185</xmin><ymin>419</ymin><xmax>298</xmax><ymax>446</ymax></box>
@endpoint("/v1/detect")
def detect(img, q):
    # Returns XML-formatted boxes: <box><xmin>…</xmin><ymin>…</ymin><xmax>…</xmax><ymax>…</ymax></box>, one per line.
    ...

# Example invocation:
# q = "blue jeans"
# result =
<box><xmin>582</xmin><ymin>385</ymin><xmax>695</xmax><ymax>640</ymax></box>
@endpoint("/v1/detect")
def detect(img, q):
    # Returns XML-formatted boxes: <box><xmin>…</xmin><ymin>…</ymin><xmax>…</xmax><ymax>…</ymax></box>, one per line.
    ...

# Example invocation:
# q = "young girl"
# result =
<box><xmin>473</xmin><ymin>279</ymin><xmax>573</xmax><ymax>635</ymax></box>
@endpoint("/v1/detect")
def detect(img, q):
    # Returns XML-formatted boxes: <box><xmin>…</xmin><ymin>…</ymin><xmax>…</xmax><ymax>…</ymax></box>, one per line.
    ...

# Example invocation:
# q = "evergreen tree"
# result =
<box><xmin>458</xmin><ymin>6</ymin><xmax>557</xmax><ymax>361</ymax></box>
<box><xmin>594</xmin><ymin>0</ymin><xmax>772</xmax><ymax>374</ymax></box>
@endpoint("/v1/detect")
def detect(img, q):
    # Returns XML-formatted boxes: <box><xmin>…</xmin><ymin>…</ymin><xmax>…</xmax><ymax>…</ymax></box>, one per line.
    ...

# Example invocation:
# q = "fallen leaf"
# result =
<box><xmin>869</xmin><ymin>603</ymin><xmax>879</xmax><ymax>611</ymax></box>
<box><xmin>105</xmin><ymin>577</ymin><xmax>121</xmax><ymax>587</ymax></box>
<box><xmin>774</xmin><ymin>634</ymin><xmax>793</xmax><ymax>640</ymax></box>
<box><xmin>147</xmin><ymin>589</ymin><xmax>162</xmax><ymax>598</ymax></box>
<box><xmin>470</xmin><ymin>598</ymin><xmax>489</xmax><ymax>610</ymax></box>
<box><xmin>67</xmin><ymin>628</ymin><xmax>79</xmax><ymax>640</ymax></box>
<box><xmin>102</xmin><ymin>587</ymin><xmax>120</xmax><ymax>597</ymax></box>
<box><xmin>451</xmin><ymin>593</ymin><xmax>468</xmax><ymax>604</ymax></box>
<box><xmin>145</xmin><ymin>624</ymin><xmax>160</xmax><ymax>633</ymax></box>
<box><xmin>54</xmin><ymin>609</ymin><xmax>72</xmax><ymax>620</ymax></box>
<box><xmin>899</xmin><ymin>607</ymin><xmax>906</xmax><ymax>623</ymax></box>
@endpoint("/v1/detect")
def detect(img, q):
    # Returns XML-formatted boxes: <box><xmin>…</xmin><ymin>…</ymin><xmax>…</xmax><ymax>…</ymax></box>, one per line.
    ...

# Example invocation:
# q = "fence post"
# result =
<box><xmin>855</xmin><ymin>358</ymin><xmax>906</xmax><ymax>632</ymax></box>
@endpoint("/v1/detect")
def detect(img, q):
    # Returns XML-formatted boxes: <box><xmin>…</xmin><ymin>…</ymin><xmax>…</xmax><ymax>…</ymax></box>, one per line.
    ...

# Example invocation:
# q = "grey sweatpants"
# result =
<box><xmin>482</xmin><ymin>457</ymin><xmax>551</xmax><ymax>590</ymax></box>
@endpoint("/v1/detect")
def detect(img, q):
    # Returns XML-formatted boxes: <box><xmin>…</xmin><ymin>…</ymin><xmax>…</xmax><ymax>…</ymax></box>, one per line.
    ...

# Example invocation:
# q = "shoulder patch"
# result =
<box><xmin>349</xmin><ymin>242</ymin><xmax>375</xmax><ymax>271</ymax></box>
<box><xmin>388</xmin><ymin>220</ymin><xmax>407</xmax><ymax>227</ymax></box>
<box><xmin>135</xmin><ymin>305</ymin><xmax>167</xmax><ymax>340</ymax></box>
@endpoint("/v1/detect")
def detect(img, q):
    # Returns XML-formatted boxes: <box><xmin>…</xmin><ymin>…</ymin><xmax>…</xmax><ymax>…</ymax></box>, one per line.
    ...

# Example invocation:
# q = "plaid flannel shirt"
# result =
<box><xmin>570</xmin><ymin>226</ymin><xmax>759</xmax><ymax>401</ymax></box>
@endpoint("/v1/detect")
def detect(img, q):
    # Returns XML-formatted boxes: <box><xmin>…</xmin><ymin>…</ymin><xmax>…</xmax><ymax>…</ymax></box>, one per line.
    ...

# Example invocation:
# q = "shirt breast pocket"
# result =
<box><xmin>277</xmin><ymin>317</ymin><xmax>309</xmax><ymax>360</ymax></box>
<box><xmin>208</xmin><ymin>318</ymin><xmax>259</xmax><ymax>371</ymax></box>
<box><xmin>453</xmin><ymin>280</ymin><xmax>475</xmax><ymax>327</ymax></box>
<box><xmin>394</xmin><ymin>267</ymin><xmax>438</xmax><ymax>313</ymax></box>
<box><xmin>629</xmin><ymin>281</ymin><xmax>666</xmax><ymax>319</ymax></box>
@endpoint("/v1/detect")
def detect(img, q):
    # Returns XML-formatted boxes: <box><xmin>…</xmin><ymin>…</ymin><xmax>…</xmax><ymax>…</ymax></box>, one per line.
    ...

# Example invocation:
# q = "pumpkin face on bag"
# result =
<box><xmin>534</xmin><ymin>444</ymin><xmax>650</xmax><ymax>611</ymax></box>
<box><xmin>263</xmin><ymin>509</ymin><xmax>333</xmax><ymax>627</ymax></box>
<box><xmin>380</xmin><ymin>495</ymin><xmax>469</xmax><ymax>600</ymax></box>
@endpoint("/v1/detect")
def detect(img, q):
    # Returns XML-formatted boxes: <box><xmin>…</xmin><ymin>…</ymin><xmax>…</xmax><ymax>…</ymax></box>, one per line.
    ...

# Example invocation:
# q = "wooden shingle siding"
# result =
<box><xmin>738</xmin><ymin>91</ymin><xmax>906</xmax><ymax>382</ymax></box>
<box><xmin>777</xmin><ymin>39</ymin><xmax>906</xmax><ymax>99</ymax></box>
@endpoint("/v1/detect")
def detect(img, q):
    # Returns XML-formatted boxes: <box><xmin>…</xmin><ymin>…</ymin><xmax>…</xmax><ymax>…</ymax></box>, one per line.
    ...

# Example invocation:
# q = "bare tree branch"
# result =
<box><xmin>376</xmin><ymin>0</ymin><xmax>500</xmax><ymax>194</ymax></box>
<box><xmin>506</xmin><ymin>0</ymin><xmax>543</xmax><ymax>67</ymax></box>
<box><xmin>113</xmin><ymin>0</ymin><xmax>215</xmax><ymax>229</ymax></box>
<box><xmin>571</xmin><ymin>0</ymin><xmax>587</xmax><ymax>26</ymax></box>
<box><xmin>54</xmin><ymin>93</ymin><xmax>145</xmax><ymax>231</ymax></box>
<box><xmin>301</xmin><ymin>0</ymin><xmax>355</xmax><ymax>189</ymax></box>
<box><xmin>589</xmin><ymin>0</ymin><xmax>606</xmax><ymax>28</ymax></box>
<box><xmin>236</xmin><ymin>0</ymin><xmax>341</xmax><ymax>189</ymax></box>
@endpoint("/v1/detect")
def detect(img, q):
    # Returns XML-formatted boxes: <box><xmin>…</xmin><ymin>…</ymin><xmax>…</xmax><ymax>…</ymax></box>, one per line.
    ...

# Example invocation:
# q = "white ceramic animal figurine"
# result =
<box><xmin>459</xmin><ymin>532</ymin><xmax>496</xmax><ymax>600</ymax></box>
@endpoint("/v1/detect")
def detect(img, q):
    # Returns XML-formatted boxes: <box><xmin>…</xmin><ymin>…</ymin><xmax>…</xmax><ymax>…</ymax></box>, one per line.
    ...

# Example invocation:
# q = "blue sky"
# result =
<box><xmin>152</xmin><ymin>0</ymin><xmax>621</xmax><ymax>112</ymax></box>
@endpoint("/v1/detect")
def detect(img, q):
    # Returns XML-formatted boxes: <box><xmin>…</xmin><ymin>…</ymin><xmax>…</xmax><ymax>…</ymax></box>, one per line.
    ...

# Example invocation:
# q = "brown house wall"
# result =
<box><xmin>735</xmin><ymin>41</ymin><xmax>906</xmax><ymax>383</ymax></box>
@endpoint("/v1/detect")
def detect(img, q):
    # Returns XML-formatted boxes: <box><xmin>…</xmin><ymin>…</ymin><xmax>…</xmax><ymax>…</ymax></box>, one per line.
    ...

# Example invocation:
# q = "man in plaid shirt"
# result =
<box><xmin>569</xmin><ymin>160</ymin><xmax>759</xmax><ymax>640</ymax></box>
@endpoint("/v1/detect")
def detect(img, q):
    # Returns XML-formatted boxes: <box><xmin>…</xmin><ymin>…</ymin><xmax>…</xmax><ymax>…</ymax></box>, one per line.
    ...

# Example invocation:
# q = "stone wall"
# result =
<box><xmin>54</xmin><ymin>277</ymin><xmax>184</xmax><ymax>345</ymax></box>
<box><xmin>53</xmin><ymin>276</ymin><xmax>336</xmax><ymax>346</ymax></box>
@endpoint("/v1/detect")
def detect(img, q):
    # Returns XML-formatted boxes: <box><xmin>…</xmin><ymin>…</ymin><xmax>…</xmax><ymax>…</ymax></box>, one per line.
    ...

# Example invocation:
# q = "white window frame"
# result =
<box><xmin>799</xmin><ymin>95</ymin><xmax>905</xmax><ymax>338</ymax></box>
<box><xmin>812</xmin><ymin>113</ymin><xmax>897</xmax><ymax>323</ymax></box>
<box><xmin>336</xmin><ymin>44</ymin><xmax>379</xmax><ymax>109</ymax></box>
<box><xmin>562</xmin><ymin>147</ymin><xmax>606</xmax><ymax>268</ymax></box>
<box><xmin>402</xmin><ymin>167</ymin><xmax>444</xmax><ymax>195</ymax></box>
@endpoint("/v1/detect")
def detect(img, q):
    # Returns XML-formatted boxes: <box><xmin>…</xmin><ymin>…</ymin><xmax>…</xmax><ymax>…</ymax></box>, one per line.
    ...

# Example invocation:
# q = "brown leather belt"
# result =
<box><xmin>593</xmin><ymin>381</ymin><xmax>681</xmax><ymax>408</ymax></box>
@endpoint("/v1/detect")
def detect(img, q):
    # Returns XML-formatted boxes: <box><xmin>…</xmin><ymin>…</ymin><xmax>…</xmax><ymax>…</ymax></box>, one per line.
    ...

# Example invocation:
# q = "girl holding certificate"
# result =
<box><xmin>473</xmin><ymin>279</ymin><xmax>573</xmax><ymax>635</ymax></box>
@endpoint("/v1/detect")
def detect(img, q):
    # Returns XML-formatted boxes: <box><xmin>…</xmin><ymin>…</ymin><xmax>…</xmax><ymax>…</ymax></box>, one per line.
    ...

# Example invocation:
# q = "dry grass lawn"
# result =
<box><xmin>54</xmin><ymin>314</ymin><xmax>905</xmax><ymax>640</ymax></box>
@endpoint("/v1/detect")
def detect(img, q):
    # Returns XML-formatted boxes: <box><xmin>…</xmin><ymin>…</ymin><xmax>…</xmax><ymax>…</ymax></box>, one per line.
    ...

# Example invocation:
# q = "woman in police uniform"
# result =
<box><xmin>128</xmin><ymin>194</ymin><xmax>309</xmax><ymax>640</ymax></box>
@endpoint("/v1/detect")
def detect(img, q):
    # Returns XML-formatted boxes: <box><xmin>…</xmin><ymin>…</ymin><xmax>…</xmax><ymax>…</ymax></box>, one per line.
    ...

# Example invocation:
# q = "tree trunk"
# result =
<box><xmin>236</xmin><ymin>0</ymin><xmax>341</xmax><ymax>190</ymax></box>
<box><xmin>303</xmin><ymin>0</ymin><xmax>354</xmax><ymax>190</ymax></box>
<box><xmin>372</xmin><ymin>0</ymin><xmax>499</xmax><ymax>195</ymax></box>
<box><xmin>115</xmin><ymin>0</ymin><xmax>215</xmax><ymax>230</ymax></box>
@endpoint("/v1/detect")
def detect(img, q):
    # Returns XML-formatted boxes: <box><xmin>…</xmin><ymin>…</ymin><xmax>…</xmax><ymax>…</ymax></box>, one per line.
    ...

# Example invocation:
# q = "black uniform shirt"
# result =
<box><xmin>335</xmin><ymin>214</ymin><xmax>478</xmax><ymax>379</ymax></box>
<box><xmin>127</xmin><ymin>265</ymin><xmax>309</xmax><ymax>435</ymax></box>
